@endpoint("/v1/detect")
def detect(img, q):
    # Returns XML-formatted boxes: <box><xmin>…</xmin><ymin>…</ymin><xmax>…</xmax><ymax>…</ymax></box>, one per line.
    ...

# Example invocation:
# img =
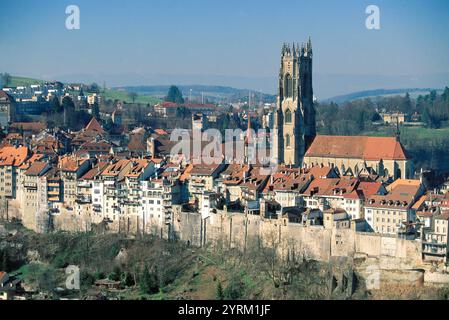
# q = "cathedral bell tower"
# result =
<box><xmin>273</xmin><ymin>38</ymin><xmax>316</xmax><ymax>166</ymax></box>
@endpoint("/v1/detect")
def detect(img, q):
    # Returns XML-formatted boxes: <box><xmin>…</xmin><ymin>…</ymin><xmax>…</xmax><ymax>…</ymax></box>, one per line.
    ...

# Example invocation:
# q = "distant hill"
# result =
<box><xmin>114</xmin><ymin>85</ymin><xmax>276</xmax><ymax>104</ymax></box>
<box><xmin>322</xmin><ymin>88</ymin><xmax>442</xmax><ymax>104</ymax></box>
<box><xmin>2</xmin><ymin>75</ymin><xmax>45</xmax><ymax>87</ymax></box>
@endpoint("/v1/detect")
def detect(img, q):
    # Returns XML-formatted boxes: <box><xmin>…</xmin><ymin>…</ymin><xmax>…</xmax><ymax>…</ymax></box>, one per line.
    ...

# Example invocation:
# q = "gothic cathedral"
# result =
<box><xmin>273</xmin><ymin>38</ymin><xmax>316</xmax><ymax>166</ymax></box>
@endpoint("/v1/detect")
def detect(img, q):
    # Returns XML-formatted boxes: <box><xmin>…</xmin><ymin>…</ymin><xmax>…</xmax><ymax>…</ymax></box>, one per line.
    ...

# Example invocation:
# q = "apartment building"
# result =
<box><xmin>123</xmin><ymin>159</ymin><xmax>156</xmax><ymax>218</ymax></box>
<box><xmin>76</xmin><ymin>161</ymin><xmax>109</xmax><ymax>221</ymax></box>
<box><xmin>21</xmin><ymin>161</ymin><xmax>52</xmax><ymax>230</ymax></box>
<box><xmin>101</xmin><ymin>159</ymin><xmax>133</xmax><ymax>221</ymax></box>
<box><xmin>0</xmin><ymin>146</ymin><xmax>30</xmax><ymax>199</ymax></box>
<box><xmin>302</xmin><ymin>178</ymin><xmax>359</xmax><ymax>211</ymax></box>
<box><xmin>58</xmin><ymin>156</ymin><xmax>91</xmax><ymax>209</ymax></box>
<box><xmin>422</xmin><ymin>211</ymin><xmax>449</xmax><ymax>262</ymax></box>
<box><xmin>141</xmin><ymin>177</ymin><xmax>182</xmax><ymax>236</ymax></box>
<box><xmin>364</xmin><ymin>179</ymin><xmax>425</xmax><ymax>235</ymax></box>
<box><xmin>186</xmin><ymin>162</ymin><xmax>225</xmax><ymax>203</ymax></box>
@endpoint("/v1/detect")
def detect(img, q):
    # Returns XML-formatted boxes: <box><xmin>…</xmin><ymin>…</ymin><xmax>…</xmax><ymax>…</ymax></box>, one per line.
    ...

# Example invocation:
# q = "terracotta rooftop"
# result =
<box><xmin>24</xmin><ymin>161</ymin><xmax>49</xmax><ymax>176</ymax></box>
<box><xmin>412</xmin><ymin>195</ymin><xmax>427</xmax><ymax>210</ymax></box>
<box><xmin>125</xmin><ymin>159</ymin><xmax>152</xmax><ymax>178</ymax></box>
<box><xmin>303</xmin><ymin>177</ymin><xmax>359</xmax><ymax>197</ymax></box>
<box><xmin>355</xmin><ymin>181</ymin><xmax>383</xmax><ymax>198</ymax></box>
<box><xmin>308</xmin><ymin>165</ymin><xmax>336</xmax><ymax>178</ymax></box>
<box><xmin>263</xmin><ymin>167</ymin><xmax>311</xmax><ymax>193</ymax></box>
<box><xmin>102</xmin><ymin>159</ymin><xmax>131</xmax><ymax>177</ymax></box>
<box><xmin>387</xmin><ymin>179</ymin><xmax>422</xmax><ymax>192</ymax></box>
<box><xmin>189</xmin><ymin>162</ymin><xmax>223</xmax><ymax>176</ymax></box>
<box><xmin>305</xmin><ymin>135</ymin><xmax>408</xmax><ymax>161</ymax></box>
<box><xmin>84</xmin><ymin>117</ymin><xmax>105</xmax><ymax>134</ymax></box>
<box><xmin>0</xmin><ymin>146</ymin><xmax>29</xmax><ymax>167</ymax></box>
<box><xmin>59</xmin><ymin>156</ymin><xmax>88</xmax><ymax>172</ymax></box>
<box><xmin>80</xmin><ymin>162</ymin><xmax>109</xmax><ymax>180</ymax></box>
<box><xmin>366</xmin><ymin>183</ymin><xmax>422</xmax><ymax>209</ymax></box>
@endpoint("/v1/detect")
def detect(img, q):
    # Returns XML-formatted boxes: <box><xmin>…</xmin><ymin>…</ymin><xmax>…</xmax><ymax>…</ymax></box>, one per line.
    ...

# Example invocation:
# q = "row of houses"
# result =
<box><xmin>1</xmin><ymin>117</ymin><xmax>449</xmax><ymax>261</ymax></box>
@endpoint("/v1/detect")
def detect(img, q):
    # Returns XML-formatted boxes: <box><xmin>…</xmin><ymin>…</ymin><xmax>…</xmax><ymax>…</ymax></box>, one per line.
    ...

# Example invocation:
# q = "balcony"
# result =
<box><xmin>24</xmin><ymin>182</ymin><xmax>38</xmax><ymax>190</ymax></box>
<box><xmin>423</xmin><ymin>240</ymin><xmax>447</xmax><ymax>247</ymax></box>
<box><xmin>76</xmin><ymin>195</ymin><xmax>92</xmax><ymax>204</ymax></box>
<box><xmin>422</xmin><ymin>247</ymin><xmax>447</xmax><ymax>256</ymax></box>
<box><xmin>77</xmin><ymin>181</ymin><xmax>91</xmax><ymax>188</ymax></box>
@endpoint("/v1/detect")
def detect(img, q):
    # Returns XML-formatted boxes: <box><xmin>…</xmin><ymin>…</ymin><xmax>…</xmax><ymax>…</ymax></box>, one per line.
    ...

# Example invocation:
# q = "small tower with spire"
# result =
<box><xmin>244</xmin><ymin>112</ymin><xmax>255</xmax><ymax>165</ymax></box>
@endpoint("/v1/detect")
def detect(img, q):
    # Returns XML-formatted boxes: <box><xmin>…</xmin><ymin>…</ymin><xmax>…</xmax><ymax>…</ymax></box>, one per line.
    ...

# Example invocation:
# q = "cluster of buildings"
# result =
<box><xmin>0</xmin><ymin>82</ymin><xmax>103</xmax><ymax>130</ymax></box>
<box><xmin>0</xmin><ymin>114</ymin><xmax>447</xmax><ymax>263</ymax></box>
<box><xmin>0</xmin><ymin>40</ymin><xmax>448</xmax><ymax>268</ymax></box>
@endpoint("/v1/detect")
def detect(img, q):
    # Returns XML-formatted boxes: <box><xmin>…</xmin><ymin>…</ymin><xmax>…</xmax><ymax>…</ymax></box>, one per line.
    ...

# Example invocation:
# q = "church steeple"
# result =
<box><xmin>273</xmin><ymin>38</ymin><xmax>316</xmax><ymax>167</ymax></box>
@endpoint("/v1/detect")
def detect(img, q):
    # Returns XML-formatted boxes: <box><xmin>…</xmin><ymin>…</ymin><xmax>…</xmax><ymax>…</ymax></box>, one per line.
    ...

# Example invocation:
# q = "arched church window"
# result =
<box><xmin>286</xmin><ymin>134</ymin><xmax>291</xmax><ymax>148</ymax></box>
<box><xmin>284</xmin><ymin>73</ymin><xmax>293</xmax><ymax>98</ymax></box>
<box><xmin>285</xmin><ymin>108</ymin><xmax>292</xmax><ymax>124</ymax></box>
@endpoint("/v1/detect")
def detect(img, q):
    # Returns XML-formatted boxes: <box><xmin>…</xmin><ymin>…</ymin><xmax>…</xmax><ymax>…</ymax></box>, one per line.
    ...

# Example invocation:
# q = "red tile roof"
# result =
<box><xmin>303</xmin><ymin>177</ymin><xmax>358</xmax><ymax>197</ymax></box>
<box><xmin>25</xmin><ymin>161</ymin><xmax>49</xmax><ymax>176</ymax></box>
<box><xmin>305</xmin><ymin>135</ymin><xmax>408</xmax><ymax>160</ymax></box>
<box><xmin>84</xmin><ymin>117</ymin><xmax>105</xmax><ymax>135</ymax></box>
<box><xmin>0</xmin><ymin>146</ymin><xmax>29</xmax><ymax>167</ymax></box>
<box><xmin>59</xmin><ymin>156</ymin><xmax>88</xmax><ymax>172</ymax></box>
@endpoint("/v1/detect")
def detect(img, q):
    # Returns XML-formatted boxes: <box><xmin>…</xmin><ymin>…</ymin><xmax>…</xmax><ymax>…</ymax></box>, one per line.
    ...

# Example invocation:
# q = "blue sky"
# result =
<box><xmin>0</xmin><ymin>0</ymin><xmax>448</xmax><ymax>97</ymax></box>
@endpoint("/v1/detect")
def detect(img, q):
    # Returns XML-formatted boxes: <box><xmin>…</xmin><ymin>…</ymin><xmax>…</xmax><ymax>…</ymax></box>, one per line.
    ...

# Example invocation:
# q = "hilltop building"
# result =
<box><xmin>272</xmin><ymin>39</ymin><xmax>413</xmax><ymax>179</ymax></box>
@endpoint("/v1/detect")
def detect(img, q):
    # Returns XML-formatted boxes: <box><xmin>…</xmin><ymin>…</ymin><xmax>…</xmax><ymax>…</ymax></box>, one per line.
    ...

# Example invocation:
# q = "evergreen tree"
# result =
<box><xmin>1</xmin><ymin>250</ymin><xmax>10</xmax><ymax>272</ymax></box>
<box><xmin>127</xmin><ymin>92</ymin><xmax>138</xmax><ymax>104</ymax></box>
<box><xmin>216</xmin><ymin>281</ymin><xmax>224</xmax><ymax>300</ymax></box>
<box><xmin>139</xmin><ymin>265</ymin><xmax>159</xmax><ymax>294</ymax></box>
<box><xmin>62</xmin><ymin>96</ymin><xmax>75</xmax><ymax>128</ymax></box>
<box><xmin>165</xmin><ymin>85</ymin><xmax>184</xmax><ymax>104</ymax></box>
<box><xmin>442</xmin><ymin>87</ymin><xmax>449</xmax><ymax>102</ymax></box>
<box><xmin>50</xmin><ymin>95</ymin><xmax>62</xmax><ymax>113</ymax></box>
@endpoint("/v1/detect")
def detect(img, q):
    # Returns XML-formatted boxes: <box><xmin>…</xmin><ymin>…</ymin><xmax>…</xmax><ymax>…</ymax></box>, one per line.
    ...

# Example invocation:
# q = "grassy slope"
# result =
<box><xmin>7</xmin><ymin>75</ymin><xmax>45</xmax><ymax>87</ymax></box>
<box><xmin>361</xmin><ymin>126</ymin><xmax>449</xmax><ymax>140</ymax></box>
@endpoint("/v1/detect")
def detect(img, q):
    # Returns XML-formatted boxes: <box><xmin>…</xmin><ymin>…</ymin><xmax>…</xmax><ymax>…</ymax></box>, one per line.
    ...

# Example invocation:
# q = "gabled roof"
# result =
<box><xmin>125</xmin><ymin>159</ymin><xmax>152</xmax><ymax>178</ymax></box>
<box><xmin>80</xmin><ymin>162</ymin><xmax>109</xmax><ymax>180</ymax></box>
<box><xmin>102</xmin><ymin>159</ymin><xmax>131</xmax><ymax>177</ymax></box>
<box><xmin>85</xmin><ymin>117</ymin><xmax>105</xmax><ymax>135</ymax></box>
<box><xmin>59</xmin><ymin>156</ymin><xmax>88</xmax><ymax>172</ymax></box>
<box><xmin>305</xmin><ymin>135</ymin><xmax>408</xmax><ymax>161</ymax></box>
<box><xmin>0</xmin><ymin>90</ymin><xmax>13</xmax><ymax>102</ymax></box>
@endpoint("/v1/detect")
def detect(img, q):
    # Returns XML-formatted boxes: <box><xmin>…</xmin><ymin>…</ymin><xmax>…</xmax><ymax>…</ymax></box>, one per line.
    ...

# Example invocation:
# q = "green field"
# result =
<box><xmin>5</xmin><ymin>75</ymin><xmax>45</xmax><ymax>87</ymax></box>
<box><xmin>361</xmin><ymin>126</ymin><xmax>449</xmax><ymax>140</ymax></box>
<box><xmin>103</xmin><ymin>88</ymin><xmax>161</xmax><ymax>105</ymax></box>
